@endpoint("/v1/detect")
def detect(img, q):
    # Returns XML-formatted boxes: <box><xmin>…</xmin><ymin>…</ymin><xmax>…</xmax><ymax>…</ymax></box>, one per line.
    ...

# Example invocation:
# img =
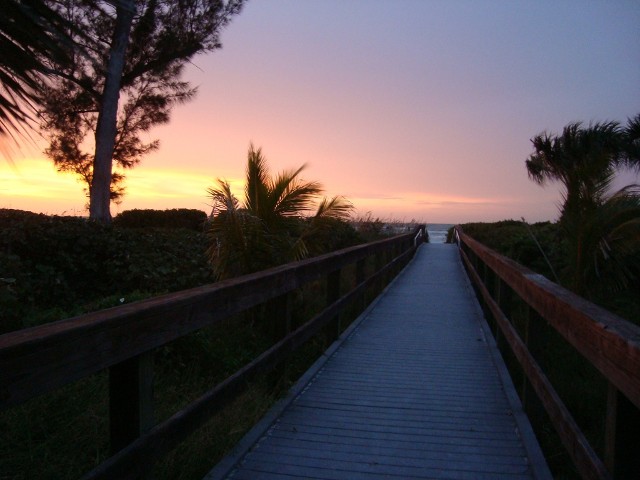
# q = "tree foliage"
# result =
<box><xmin>0</xmin><ymin>208</ymin><xmax>213</xmax><ymax>334</ymax></box>
<box><xmin>113</xmin><ymin>208</ymin><xmax>207</xmax><ymax>230</ymax></box>
<box><xmin>36</xmin><ymin>0</ymin><xmax>245</xmax><ymax>220</ymax></box>
<box><xmin>525</xmin><ymin>116</ymin><xmax>640</xmax><ymax>294</ymax></box>
<box><xmin>0</xmin><ymin>0</ymin><xmax>75</xmax><ymax>147</ymax></box>
<box><xmin>207</xmin><ymin>145</ymin><xmax>354</xmax><ymax>279</ymax></box>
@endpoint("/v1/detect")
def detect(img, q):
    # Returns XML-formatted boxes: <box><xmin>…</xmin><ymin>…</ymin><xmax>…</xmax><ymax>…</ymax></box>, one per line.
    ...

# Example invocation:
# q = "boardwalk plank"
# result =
<box><xmin>288</xmin><ymin>402</ymin><xmax>522</xmax><ymax>427</ymax></box>
<box><xmin>268</xmin><ymin>423</ymin><xmax>526</xmax><ymax>449</ymax></box>
<box><xmin>255</xmin><ymin>439</ymin><xmax>530</xmax><ymax>467</ymax></box>
<box><xmin>233</xmin><ymin>459</ymin><xmax>532</xmax><ymax>480</ymax></box>
<box><xmin>206</xmin><ymin>244</ymin><xmax>551</xmax><ymax>480</ymax></box>
<box><xmin>241</xmin><ymin>452</ymin><xmax>532</xmax><ymax>477</ymax></box>
<box><xmin>281</xmin><ymin>406</ymin><xmax>519</xmax><ymax>433</ymax></box>
<box><xmin>264</xmin><ymin>429</ymin><xmax>529</xmax><ymax>457</ymax></box>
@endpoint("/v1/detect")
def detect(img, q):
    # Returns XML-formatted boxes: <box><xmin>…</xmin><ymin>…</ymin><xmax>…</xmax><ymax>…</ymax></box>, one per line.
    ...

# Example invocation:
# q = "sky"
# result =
<box><xmin>1</xmin><ymin>0</ymin><xmax>639</xmax><ymax>224</ymax></box>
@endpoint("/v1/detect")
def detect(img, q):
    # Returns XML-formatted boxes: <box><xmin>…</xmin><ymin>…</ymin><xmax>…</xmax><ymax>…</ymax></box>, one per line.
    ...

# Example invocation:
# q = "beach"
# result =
<box><xmin>427</xmin><ymin>224</ymin><xmax>453</xmax><ymax>244</ymax></box>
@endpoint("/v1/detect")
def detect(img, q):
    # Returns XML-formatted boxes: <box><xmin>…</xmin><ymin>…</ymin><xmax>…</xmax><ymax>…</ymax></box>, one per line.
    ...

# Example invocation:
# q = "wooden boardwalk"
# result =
<box><xmin>207</xmin><ymin>244</ymin><xmax>551</xmax><ymax>480</ymax></box>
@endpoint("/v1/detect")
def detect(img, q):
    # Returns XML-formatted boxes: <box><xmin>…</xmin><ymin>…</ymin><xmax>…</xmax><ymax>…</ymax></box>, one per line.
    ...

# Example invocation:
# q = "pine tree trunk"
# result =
<box><xmin>89</xmin><ymin>1</ymin><xmax>135</xmax><ymax>223</ymax></box>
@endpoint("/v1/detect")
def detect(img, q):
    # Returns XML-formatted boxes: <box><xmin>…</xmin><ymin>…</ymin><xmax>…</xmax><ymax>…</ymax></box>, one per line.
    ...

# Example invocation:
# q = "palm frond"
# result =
<box><xmin>273</xmin><ymin>177</ymin><xmax>323</xmax><ymax>218</ymax></box>
<box><xmin>209</xmin><ymin>169</ymin><xmax>273</xmax><ymax>277</ymax></box>
<box><xmin>0</xmin><ymin>0</ymin><xmax>77</xmax><ymax>141</ymax></box>
<box><xmin>314</xmin><ymin>196</ymin><xmax>353</xmax><ymax>222</ymax></box>
<box><xmin>290</xmin><ymin>236</ymin><xmax>310</xmax><ymax>262</ymax></box>
<box><xmin>293</xmin><ymin>196</ymin><xmax>354</xmax><ymax>259</ymax></box>
<box><xmin>245</xmin><ymin>144</ymin><xmax>269</xmax><ymax>214</ymax></box>
<box><xmin>580</xmin><ymin>184</ymin><xmax>640</xmax><ymax>292</ymax></box>
<box><xmin>624</xmin><ymin>113</ymin><xmax>640</xmax><ymax>169</ymax></box>
<box><xmin>207</xmin><ymin>178</ymin><xmax>239</xmax><ymax>217</ymax></box>
<box><xmin>206</xmin><ymin>145</ymin><xmax>353</xmax><ymax>277</ymax></box>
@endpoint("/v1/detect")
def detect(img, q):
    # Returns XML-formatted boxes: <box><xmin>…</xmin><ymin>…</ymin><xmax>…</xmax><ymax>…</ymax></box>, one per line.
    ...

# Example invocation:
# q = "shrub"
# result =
<box><xmin>0</xmin><ymin>209</ymin><xmax>213</xmax><ymax>334</ymax></box>
<box><xmin>305</xmin><ymin>218</ymin><xmax>363</xmax><ymax>256</ymax></box>
<box><xmin>460</xmin><ymin>220</ymin><xmax>566</xmax><ymax>282</ymax></box>
<box><xmin>113</xmin><ymin>208</ymin><xmax>208</xmax><ymax>231</ymax></box>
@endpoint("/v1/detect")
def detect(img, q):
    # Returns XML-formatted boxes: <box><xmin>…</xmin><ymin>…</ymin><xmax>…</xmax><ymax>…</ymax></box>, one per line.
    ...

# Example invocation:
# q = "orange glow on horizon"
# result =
<box><xmin>1</xmin><ymin>2</ymin><xmax>636</xmax><ymax>226</ymax></box>
<box><xmin>2</xmin><ymin>157</ymin><xmax>535</xmax><ymax>223</ymax></box>
<box><xmin>0</xmin><ymin>157</ymin><xmax>247</xmax><ymax>216</ymax></box>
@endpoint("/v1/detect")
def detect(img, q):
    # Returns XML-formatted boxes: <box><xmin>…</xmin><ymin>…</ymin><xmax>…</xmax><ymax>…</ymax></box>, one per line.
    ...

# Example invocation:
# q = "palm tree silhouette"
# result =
<box><xmin>0</xmin><ymin>0</ymin><xmax>74</xmax><ymax>143</ymax></box>
<box><xmin>525</xmin><ymin>117</ymin><xmax>640</xmax><ymax>294</ymax></box>
<box><xmin>207</xmin><ymin>145</ymin><xmax>352</xmax><ymax>279</ymax></box>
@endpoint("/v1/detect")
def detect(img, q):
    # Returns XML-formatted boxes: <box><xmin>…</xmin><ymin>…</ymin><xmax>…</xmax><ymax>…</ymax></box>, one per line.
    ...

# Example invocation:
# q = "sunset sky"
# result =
<box><xmin>2</xmin><ymin>1</ymin><xmax>639</xmax><ymax>223</ymax></box>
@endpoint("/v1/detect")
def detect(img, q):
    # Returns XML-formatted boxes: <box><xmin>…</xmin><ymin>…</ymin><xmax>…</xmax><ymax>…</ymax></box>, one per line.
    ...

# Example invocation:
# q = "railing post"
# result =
<box><xmin>269</xmin><ymin>292</ymin><xmax>292</xmax><ymax>340</ymax></box>
<box><xmin>327</xmin><ymin>269</ymin><xmax>342</xmax><ymax>338</ymax></box>
<box><xmin>493</xmin><ymin>275</ymin><xmax>505</xmax><ymax>349</ymax></box>
<box><xmin>375</xmin><ymin>250</ymin><xmax>384</xmax><ymax>294</ymax></box>
<box><xmin>267</xmin><ymin>291</ymin><xmax>293</xmax><ymax>385</ymax></box>
<box><xmin>605</xmin><ymin>383</ymin><xmax>640</xmax><ymax>478</ymax></box>
<box><xmin>109</xmin><ymin>351</ymin><xmax>155</xmax><ymax>455</ymax></box>
<box><xmin>385</xmin><ymin>245</ymin><xmax>393</xmax><ymax>283</ymax></box>
<box><xmin>356</xmin><ymin>259</ymin><xmax>366</xmax><ymax>312</ymax></box>
<box><xmin>393</xmin><ymin>240</ymin><xmax>401</xmax><ymax>275</ymax></box>
<box><xmin>521</xmin><ymin>307</ymin><xmax>545</xmax><ymax>418</ymax></box>
<box><xmin>482</xmin><ymin>259</ymin><xmax>490</xmax><ymax>290</ymax></box>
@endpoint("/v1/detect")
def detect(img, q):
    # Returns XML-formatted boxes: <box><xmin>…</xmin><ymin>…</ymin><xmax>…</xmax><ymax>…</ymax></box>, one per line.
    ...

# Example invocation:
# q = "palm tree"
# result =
<box><xmin>580</xmin><ymin>184</ymin><xmax>640</xmax><ymax>293</ymax></box>
<box><xmin>0</xmin><ymin>0</ymin><xmax>74</xmax><ymax>144</ymax></box>
<box><xmin>207</xmin><ymin>145</ymin><xmax>353</xmax><ymax>279</ymax></box>
<box><xmin>526</xmin><ymin>121</ymin><xmax>625</xmax><ymax>221</ymax></box>
<box><xmin>525</xmin><ymin>118</ymin><xmax>640</xmax><ymax>294</ymax></box>
<box><xmin>624</xmin><ymin>113</ymin><xmax>640</xmax><ymax>164</ymax></box>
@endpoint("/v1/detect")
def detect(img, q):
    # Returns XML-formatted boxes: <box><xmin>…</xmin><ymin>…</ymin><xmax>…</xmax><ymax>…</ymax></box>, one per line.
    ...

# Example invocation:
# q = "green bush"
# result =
<box><xmin>305</xmin><ymin>218</ymin><xmax>364</xmax><ymax>256</ymax></box>
<box><xmin>459</xmin><ymin>219</ymin><xmax>639</xmax><ymax>324</ymax></box>
<box><xmin>0</xmin><ymin>209</ymin><xmax>213</xmax><ymax>334</ymax></box>
<box><xmin>0</xmin><ymin>210</ymin><xmax>382</xmax><ymax>479</ymax></box>
<box><xmin>460</xmin><ymin>220</ymin><xmax>566</xmax><ymax>283</ymax></box>
<box><xmin>113</xmin><ymin>208</ymin><xmax>208</xmax><ymax>231</ymax></box>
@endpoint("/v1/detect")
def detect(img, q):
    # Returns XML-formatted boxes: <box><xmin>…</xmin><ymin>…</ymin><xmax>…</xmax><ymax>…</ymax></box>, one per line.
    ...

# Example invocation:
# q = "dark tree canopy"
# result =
<box><xmin>37</xmin><ymin>0</ymin><xmax>245</xmax><ymax>220</ymax></box>
<box><xmin>0</xmin><ymin>0</ymin><xmax>74</xmax><ymax>146</ymax></box>
<box><xmin>525</xmin><ymin>116</ymin><xmax>640</xmax><ymax>295</ymax></box>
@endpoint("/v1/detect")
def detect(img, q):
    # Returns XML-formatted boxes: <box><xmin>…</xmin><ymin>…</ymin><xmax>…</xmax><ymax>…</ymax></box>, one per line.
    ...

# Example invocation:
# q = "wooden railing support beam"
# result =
<box><xmin>456</xmin><ymin>229</ymin><xmax>640</xmax><ymax>409</ymax></box>
<box><xmin>521</xmin><ymin>307</ymin><xmax>547</xmax><ymax>426</ymax></box>
<box><xmin>327</xmin><ymin>269</ymin><xmax>342</xmax><ymax>338</ymax></box>
<box><xmin>267</xmin><ymin>292</ymin><xmax>292</xmax><ymax>340</ymax></box>
<box><xmin>605</xmin><ymin>383</ymin><xmax>640</xmax><ymax>478</ymax></box>
<box><xmin>355</xmin><ymin>259</ymin><xmax>367</xmax><ymax>312</ymax></box>
<box><xmin>109</xmin><ymin>352</ymin><xmax>154</xmax><ymax>455</ymax></box>
<box><xmin>456</xmin><ymin>225</ymin><xmax>640</xmax><ymax>479</ymax></box>
<box><xmin>0</xmin><ymin>226</ymin><xmax>426</xmax><ymax>478</ymax></box>
<box><xmin>457</xmin><ymin>230</ymin><xmax>612</xmax><ymax>479</ymax></box>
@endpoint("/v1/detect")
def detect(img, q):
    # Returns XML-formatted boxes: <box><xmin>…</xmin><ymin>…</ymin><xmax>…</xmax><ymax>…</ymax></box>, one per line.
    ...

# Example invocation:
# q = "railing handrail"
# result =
<box><xmin>454</xmin><ymin>226</ymin><xmax>640</xmax><ymax>407</ymax></box>
<box><xmin>1</xmin><ymin>226</ymin><xmax>425</xmax><ymax>479</ymax></box>
<box><xmin>454</xmin><ymin>225</ymin><xmax>640</xmax><ymax>479</ymax></box>
<box><xmin>0</xmin><ymin>226</ymin><xmax>424</xmax><ymax>410</ymax></box>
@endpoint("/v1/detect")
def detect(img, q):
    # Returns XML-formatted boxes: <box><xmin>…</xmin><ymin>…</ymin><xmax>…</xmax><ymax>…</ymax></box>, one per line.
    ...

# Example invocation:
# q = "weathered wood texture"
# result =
<box><xmin>208</xmin><ymin>244</ymin><xmax>550</xmax><ymax>480</ymax></box>
<box><xmin>0</xmin><ymin>227</ymin><xmax>424</xmax><ymax>480</ymax></box>
<box><xmin>455</xmin><ymin>229</ymin><xmax>640</xmax><ymax>410</ymax></box>
<box><xmin>454</xmin><ymin>226</ymin><xmax>640</xmax><ymax>479</ymax></box>
<box><xmin>458</xmin><ymin>245</ymin><xmax>609</xmax><ymax>480</ymax></box>
<box><xmin>83</xmin><ymin>247</ymin><xmax>419</xmax><ymax>480</ymax></box>
<box><xmin>0</xmin><ymin>230</ymin><xmax>420</xmax><ymax>410</ymax></box>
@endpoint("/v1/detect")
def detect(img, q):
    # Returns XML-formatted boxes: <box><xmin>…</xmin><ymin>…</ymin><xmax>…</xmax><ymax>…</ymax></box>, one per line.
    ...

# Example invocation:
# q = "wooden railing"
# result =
<box><xmin>454</xmin><ymin>226</ymin><xmax>640</xmax><ymax>480</ymax></box>
<box><xmin>0</xmin><ymin>226</ymin><xmax>426</xmax><ymax>479</ymax></box>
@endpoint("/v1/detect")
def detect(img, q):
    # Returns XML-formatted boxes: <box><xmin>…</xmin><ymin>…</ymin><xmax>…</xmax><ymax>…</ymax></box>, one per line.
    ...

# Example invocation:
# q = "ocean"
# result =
<box><xmin>426</xmin><ymin>224</ymin><xmax>454</xmax><ymax>244</ymax></box>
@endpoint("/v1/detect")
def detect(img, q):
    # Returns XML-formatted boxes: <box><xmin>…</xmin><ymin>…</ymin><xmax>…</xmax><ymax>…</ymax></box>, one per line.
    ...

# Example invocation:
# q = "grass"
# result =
<box><xmin>1</xmin><ymin>374</ymin><xmax>110</xmax><ymax>479</ymax></box>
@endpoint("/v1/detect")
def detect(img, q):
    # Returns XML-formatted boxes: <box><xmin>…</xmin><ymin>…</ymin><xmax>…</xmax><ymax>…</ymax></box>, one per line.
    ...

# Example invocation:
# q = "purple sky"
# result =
<box><xmin>3</xmin><ymin>1</ymin><xmax>639</xmax><ymax>223</ymax></box>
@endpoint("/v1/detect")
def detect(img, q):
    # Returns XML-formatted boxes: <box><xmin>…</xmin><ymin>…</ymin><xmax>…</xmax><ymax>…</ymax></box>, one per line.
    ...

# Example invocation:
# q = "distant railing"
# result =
<box><xmin>454</xmin><ymin>226</ymin><xmax>640</xmax><ymax>480</ymax></box>
<box><xmin>0</xmin><ymin>226</ymin><xmax>425</xmax><ymax>479</ymax></box>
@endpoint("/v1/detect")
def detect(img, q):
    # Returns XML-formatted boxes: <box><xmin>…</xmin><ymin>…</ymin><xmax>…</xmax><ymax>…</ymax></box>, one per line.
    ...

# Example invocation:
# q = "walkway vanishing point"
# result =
<box><xmin>207</xmin><ymin>244</ymin><xmax>552</xmax><ymax>480</ymax></box>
